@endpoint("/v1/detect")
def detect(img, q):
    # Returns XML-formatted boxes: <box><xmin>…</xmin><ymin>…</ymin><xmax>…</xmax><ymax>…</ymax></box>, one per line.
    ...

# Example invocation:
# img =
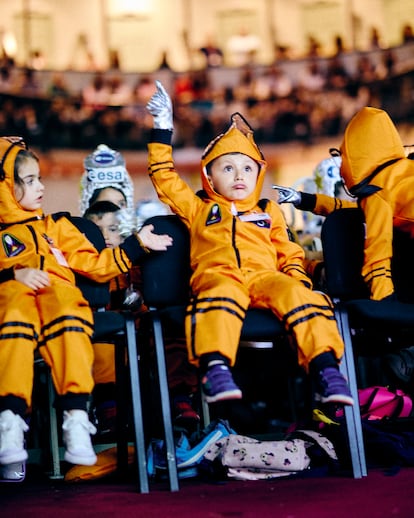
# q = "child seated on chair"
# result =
<box><xmin>80</xmin><ymin>146</ymin><xmax>200</xmax><ymax>433</ymax></box>
<box><xmin>145</xmin><ymin>81</ymin><xmax>354</xmax><ymax>407</ymax></box>
<box><xmin>0</xmin><ymin>137</ymin><xmax>172</xmax><ymax>479</ymax></box>
<box><xmin>274</xmin><ymin>108</ymin><xmax>414</xmax><ymax>386</ymax></box>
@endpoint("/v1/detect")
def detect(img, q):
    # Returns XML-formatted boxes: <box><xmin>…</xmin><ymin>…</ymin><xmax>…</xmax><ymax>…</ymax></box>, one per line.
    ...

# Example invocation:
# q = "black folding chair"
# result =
<box><xmin>321</xmin><ymin>208</ymin><xmax>414</xmax><ymax>477</ymax></box>
<box><xmin>62</xmin><ymin>216</ymin><xmax>151</xmax><ymax>492</ymax></box>
<box><xmin>140</xmin><ymin>214</ymin><xmax>366</xmax><ymax>478</ymax></box>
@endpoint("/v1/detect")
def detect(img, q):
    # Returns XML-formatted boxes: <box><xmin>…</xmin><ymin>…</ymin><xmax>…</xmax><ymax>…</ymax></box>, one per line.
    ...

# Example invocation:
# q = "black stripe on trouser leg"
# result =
<box><xmin>187</xmin><ymin>295</ymin><xmax>246</xmax><ymax>361</ymax></box>
<box><xmin>0</xmin><ymin>321</ymin><xmax>38</xmax><ymax>342</ymax></box>
<box><xmin>283</xmin><ymin>302</ymin><xmax>336</xmax><ymax>332</ymax></box>
<box><xmin>39</xmin><ymin>315</ymin><xmax>94</xmax><ymax>347</ymax></box>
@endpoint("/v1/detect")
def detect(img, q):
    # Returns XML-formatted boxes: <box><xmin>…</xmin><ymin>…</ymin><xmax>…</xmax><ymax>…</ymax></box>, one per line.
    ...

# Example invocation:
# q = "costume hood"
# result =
<box><xmin>200</xmin><ymin>113</ymin><xmax>267</xmax><ymax>212</ymax></box>
<box><xmin>0</xmin><ymin>136</ymin><xmax>43</xmax><ymax>225</ymax></box>
<box><xmin>340</xmin><ymin>107</ymin><xmax>405</xmax><ymax>197</ymax></box>
<box><xmin>79</xmin><ymin>144</ymin><xmax>135</xmax><ymax>216</ymax></box>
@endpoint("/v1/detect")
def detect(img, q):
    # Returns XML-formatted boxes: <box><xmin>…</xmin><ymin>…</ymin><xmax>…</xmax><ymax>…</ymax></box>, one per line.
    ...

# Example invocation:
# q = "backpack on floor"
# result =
<box><xmin>358</xmin><ymin>386</ymin><xmax>413</xmax><ymax>420</ymax></box>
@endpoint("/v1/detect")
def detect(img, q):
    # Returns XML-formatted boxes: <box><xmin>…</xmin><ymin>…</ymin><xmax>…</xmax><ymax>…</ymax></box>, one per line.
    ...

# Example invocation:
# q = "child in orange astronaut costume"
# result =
<box><xmin>275</xmin><ymin>107</ymin><xmax>414</xmax><ymax>302</ymax></box>
<box><xmin>274</xmin><ymin>107</ymin><xmax>414</xmax><ymax>388</ymax></box>
<box><xmin>0</xmin><ymin>137</ymin><xmax>172</xmax><ymax>477</ymax></box>
<box><xmin>146</xmin><ymin>81</ymin><xmax>354</xmax><ymax>407</ymax></box>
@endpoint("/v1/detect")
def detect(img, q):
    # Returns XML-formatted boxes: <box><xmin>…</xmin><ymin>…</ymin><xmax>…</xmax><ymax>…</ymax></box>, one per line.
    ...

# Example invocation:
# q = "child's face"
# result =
<box><xmin>14</xmin><ymin>157</ymin><xmax>44</xmax><ymax>210</ymax></box>
<box><xmin>208</xmin><ymin>153</ymin><xmax>259</xmax><ymax>201</ymax></box>
<box><xmin>89</xmin><ymin>212</ymin><xmax>123</xmax><ymax>248</ymax></box>
<box><xmin>95</xmin><ymin>187</ymin><xmax>127</xmax><ymax>209</ymax></box>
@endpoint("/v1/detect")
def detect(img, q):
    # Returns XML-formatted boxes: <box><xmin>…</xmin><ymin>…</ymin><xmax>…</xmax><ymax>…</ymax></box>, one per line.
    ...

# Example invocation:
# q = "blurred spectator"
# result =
<box><xmin>306</xmin><ymin>35</ymin><xmax>322</xmax><ymax>57</ymax></box>
<box><xmin>0</xmin><ymin>65</ymin><xmax>13</xmax><ymax>92</ymax></box>
<box><xmin>356</xmin><ymin>55</ymin><xmax>378</xmax><ymax>83</ymax></box>
<box><xmin>47</xmin><ymin>72</ymin><xmax>71</xmax><ymax>99</ymax></box>
<box><xmin>29</xmin><ymin>50</ymin><xmax>46</xmax><ymax>70</ymax></box>
<box><xmin>12</xmin><ymin>67</ymin><xmax>41</xmax><ymax>97</ymax></box>
<box><xmin>133</xmin><ymin>75</ymin><xmax>156</xmax><ymax>104</ymax></box>
<box><xmin>298</xmin><ymin>60</ymin><xmax>326</xmax><ymax>92</ymax></box>
<box><xmin>107</xmin><ymin>74</ymin><xmax>132</xmax><ymax>106</ymax></box>
<box><xmin>274</xmin><ymin>44</ymin><xmax>293</xmax><ymax>61</ymax></box>
<box><xmin>173</xmin><ymin>72</ymin><xmax>196</xmax><ymax>104</ymax></box>
<box><xmin>253</xmin><ymin>65</ymin><xmax>293</xmax><ymax>100</ymax></box>
<box><xmin>333</xmin><ymin>35</ymin><xmax>346</xmax><ymax>56</ymax></box>
<box><xmin>402</xmin><ymin>23</ymin><xmax>414</xmax><ymax>43</ymax></box>
<box><xmin>108</xmin><ymin>49</ymin><xmax>121</xmax><ymax>70</ymax></box>
<box><xmin>369</xmin><ymin>27</ymin><xmax>383</xmax><ymax>49</ymax></box>
<box><xmin>326</xmin><ymin>56</ymin><xmax>351</xmax><ymax>89</ymax></box>
<box><xmin>226</xmin><ymin>26</ymin><xmax>261</xmax><ymax>67</ymax></box>
<box><xmin>375</xmin><ymin>49</ymin><xmax>397</xmax><ymax>78</ymax></box>
<box><xmin>82</xmin><ymin>72</ymin><xmax>110</xmax><ymax>110</ymax></box>
<box><xmin>199</xmin><ymin>35</ymin><xmax>224</xmax><ymax>68</ymax></box>
<box><xmin>69</xmin><ymin>32</ymin><xmax>97</xmax><ymax>71</ymax></box>
<box><xmin>157</xmin><ymin>50</ymin><xmax>171</xmax><ymax>70</ymax></box>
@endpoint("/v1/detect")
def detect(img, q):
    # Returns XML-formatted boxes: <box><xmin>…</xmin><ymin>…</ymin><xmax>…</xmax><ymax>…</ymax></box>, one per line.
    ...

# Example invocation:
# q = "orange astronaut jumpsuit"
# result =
<box><xmin>338</xmin><ymin>106</ymin><xmax>414</xmax><ymax>301</ymax></box>
<box><xmin>147</xmin><ymin>123</ymin><xmax>345</xmax><ymax>371</ymax></box>
<box><xmin>297</xmin><ymin>107</ymin><xmax>414</xmax><ymax>301</ymax></box>
<box><xmin>0</xmin><ymin>139</ymin><xmax>147</xmax><ymax>409</ymax></box>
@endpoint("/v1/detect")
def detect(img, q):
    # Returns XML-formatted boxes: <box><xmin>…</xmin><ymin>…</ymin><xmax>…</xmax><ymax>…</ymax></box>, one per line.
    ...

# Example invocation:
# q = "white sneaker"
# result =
<box><xmin>0</xmin><ymin>410</ymin><xmax>29</xmax><ymax>465</ymax></box>
<box><xmin>62</xmin><ymin>410</ymin><xmax>97</xmax><ymax>466</ymax></box>
<box><xmin>0</xmin><ymin>461</ymin><xmax>26</xmax><ymax>482</ymax></box>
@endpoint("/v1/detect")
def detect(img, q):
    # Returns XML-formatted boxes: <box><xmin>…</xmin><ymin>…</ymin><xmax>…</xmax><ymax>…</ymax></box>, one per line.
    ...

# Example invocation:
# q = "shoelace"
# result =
<box><xmin>62</xmin><ymin>414</ymin><xmax>97</xmax><ymax>435</ymax></box>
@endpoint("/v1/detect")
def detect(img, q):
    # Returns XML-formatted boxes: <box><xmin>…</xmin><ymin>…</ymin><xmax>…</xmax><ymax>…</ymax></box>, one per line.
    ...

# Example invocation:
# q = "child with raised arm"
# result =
<box><xmin>0</xmin><ymin>137</ymin><xmax>172</xmax><ymax>478</ymax></box>
<box><xmin>146</xmin><ymin>81</ymin><xmax>353</xmax><ymax>407</ymax></box>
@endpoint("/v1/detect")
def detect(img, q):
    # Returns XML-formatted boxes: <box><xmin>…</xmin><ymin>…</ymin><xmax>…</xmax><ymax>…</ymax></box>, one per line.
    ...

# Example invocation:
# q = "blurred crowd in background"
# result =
<box><xmin>0</xmin><ymin>33</ymin><xmax>413</xmax><ymax>152</ymax></box>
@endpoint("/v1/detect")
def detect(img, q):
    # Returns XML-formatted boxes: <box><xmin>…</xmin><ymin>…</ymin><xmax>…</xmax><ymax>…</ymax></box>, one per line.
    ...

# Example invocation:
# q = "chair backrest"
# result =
<box><xmin>69</xmin><ymin>215</ymin><xmax>111</xmax><ymax>308</ymax></box>
<box><xmin>391</xmin><ymin>228</ymin><xmax>414</xmax><ymax>303</ymax></box>
<box><xmin>140</xmin><ymin>215</ymin><xmax>192</xmax><ymax>308</ymax></box>
<box><xmin>321</xmin><ymin>208</ymin><xmax>414</xmax><ymax>303</ymax></box>
<box><xmin>321</xmin><ymin>208</ymin><xmax>369</xmax><ymax>300</ymax></box>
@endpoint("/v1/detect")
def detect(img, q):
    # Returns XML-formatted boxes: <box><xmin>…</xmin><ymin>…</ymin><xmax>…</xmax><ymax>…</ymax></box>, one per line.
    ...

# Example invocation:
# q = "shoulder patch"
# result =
<box><xmin>206</xmin><ymin>204</ymin><xmax>222</xmax><ymax>226</ymax></box>
<box><xmin>2</xmin><ymin>233</ymin><xmax>26</xmax><ymax>257</ymax></box>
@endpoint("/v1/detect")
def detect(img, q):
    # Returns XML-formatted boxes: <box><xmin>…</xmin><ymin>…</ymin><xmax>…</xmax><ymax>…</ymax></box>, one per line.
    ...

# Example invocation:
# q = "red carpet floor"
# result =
<box><xmin>2</xmin><ymin>467</ymin><xmax>413</xmax><ymax>518</ymax></box>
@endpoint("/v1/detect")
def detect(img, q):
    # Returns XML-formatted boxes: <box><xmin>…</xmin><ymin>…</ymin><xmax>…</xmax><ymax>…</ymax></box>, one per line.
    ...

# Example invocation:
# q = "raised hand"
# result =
<box><xmin>146</xmin><ymin>80</ymin><xmax>173</xmax><ymax>130</ymax></box>
<box><xmin>272</xmin><ymin>184</ymin><xmax>302</xmax><ymax>205</ymax></box>
<box><xmin>137</xmin><ymin>224</ymin><xmax>173</xmax><ymax>251</ymax></box>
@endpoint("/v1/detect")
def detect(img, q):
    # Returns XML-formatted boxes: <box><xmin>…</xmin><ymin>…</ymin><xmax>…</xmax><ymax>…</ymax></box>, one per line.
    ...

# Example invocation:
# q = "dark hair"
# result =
<box><xmin>83</xmin><ymin>200</ymin><xmax>120</xmax><ymax>219</ymax></box>
<box><xmin>14</xmin><ymin>148</ymin><xmax>39</xmax><ymax>189</ymax></box>
<box><xmin>88</xmin><ymin>186</ymin><xmax>126</xmax><ymax>207</ymax></box>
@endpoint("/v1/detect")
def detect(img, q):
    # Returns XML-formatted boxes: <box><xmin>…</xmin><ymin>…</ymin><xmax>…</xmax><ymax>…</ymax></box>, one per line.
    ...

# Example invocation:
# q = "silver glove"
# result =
<box><xmin>146</xmin><ymin>80</ymin><xmax>173</xmax><ymax>130</ymax></box>
<box><xmin>272</xmin><ymin>185</ymin><xmax>302</xmax><ymax>206</ymax></box>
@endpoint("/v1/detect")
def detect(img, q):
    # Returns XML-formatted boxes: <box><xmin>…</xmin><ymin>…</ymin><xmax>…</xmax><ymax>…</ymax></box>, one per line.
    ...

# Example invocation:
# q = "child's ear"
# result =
<box><xmin>207</xmin><ymin>175</ymin><xmax>214</xmax><ymax>188</ymax></box>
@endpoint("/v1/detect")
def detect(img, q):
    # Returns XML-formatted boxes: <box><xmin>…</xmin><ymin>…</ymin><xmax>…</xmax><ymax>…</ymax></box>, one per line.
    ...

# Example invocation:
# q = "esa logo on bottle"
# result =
<box><xmin>87</xmin><ymin>168</ymin><xmax>126</xmax><ymax>183</ymax></box>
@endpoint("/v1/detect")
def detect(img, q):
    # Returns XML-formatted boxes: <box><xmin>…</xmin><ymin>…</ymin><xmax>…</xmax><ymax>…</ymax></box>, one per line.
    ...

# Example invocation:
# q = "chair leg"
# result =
<box><xmin>114</xmin><ymin>339</ymin><xmax>129</xmax><ymax>473</ymax></box>
<box><xmin>335</xmin><ymin>305</ymin><xmax>367</xmax><ymax>478</ymax></box>
<box><xmin>47</xmin><ymin>371</ymin><xmax>63</xmax><ymax>479</ymax></box>
<box><xmin>125</xmin><ymin>316</ymin><xmax>150</xmax><ymax>493</ymax></box>
<box><xmin>201</xmin><ymin>389</ymin><xmax>211</xmax><ymax>428</ymax></box>
<box><xmin>152</xmin><ymin>313</ymin><xmax>179</xmax><ymax>492</ymax></box>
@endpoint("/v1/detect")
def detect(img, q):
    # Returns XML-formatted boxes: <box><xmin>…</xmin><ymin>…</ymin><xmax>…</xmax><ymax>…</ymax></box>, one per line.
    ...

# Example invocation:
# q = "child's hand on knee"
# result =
<box><xmin>15</xmin><ymin>267</ymin><xmax>50</xmax><ymax>290</ymax></box>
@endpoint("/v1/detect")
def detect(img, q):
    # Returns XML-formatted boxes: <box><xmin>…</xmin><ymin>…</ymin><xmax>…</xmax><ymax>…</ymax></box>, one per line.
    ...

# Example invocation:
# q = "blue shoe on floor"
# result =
<box><xmin>314</xmin><ymin>366</ymin><xmax>354</xmax><ymax>406</ymax></box>
<box><xmin>202</xmin><ymin>364</ymin><xmax>242</xmax><ymax>403</ymax></box>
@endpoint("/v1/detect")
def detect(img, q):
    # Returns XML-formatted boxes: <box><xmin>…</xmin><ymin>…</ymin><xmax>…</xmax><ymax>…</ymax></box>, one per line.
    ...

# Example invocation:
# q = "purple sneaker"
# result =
<box><xmin>314</xmin><ymin>367</ymin><xmax>354</xmax><ymax>406</ymax></box>
<box><xmin>202</xmin><ymin>364</ymin><xmax>242</xmax><ymax>403</ymax></box>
